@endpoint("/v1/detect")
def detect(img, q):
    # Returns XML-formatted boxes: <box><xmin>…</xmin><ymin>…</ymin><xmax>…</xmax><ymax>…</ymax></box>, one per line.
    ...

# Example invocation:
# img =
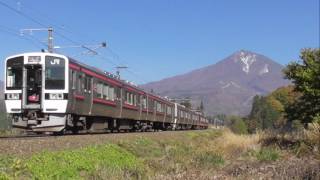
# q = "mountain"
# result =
<box><xmin>141</xmin><ymin>50</ymin><xmax>290</xmax><ymax>116</ymax></box>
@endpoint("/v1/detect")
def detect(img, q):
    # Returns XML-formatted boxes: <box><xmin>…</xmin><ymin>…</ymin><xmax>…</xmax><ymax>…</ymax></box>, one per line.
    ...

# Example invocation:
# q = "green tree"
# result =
<box><xmin>229</xmin><ymin>116</ymin><xmax>248</xmax><ymax>134</ymax></box>
<box><xmin>283</xmin><ymin>48</ymin><xmax>320</xmax><ymax>124</ymax></box>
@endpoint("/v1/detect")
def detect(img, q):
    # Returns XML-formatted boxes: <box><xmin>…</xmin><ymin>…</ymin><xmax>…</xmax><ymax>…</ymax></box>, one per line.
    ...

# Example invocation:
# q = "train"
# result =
<box><xmin>4</xmin><ymin>52</ymin><xmax>208</xmax><ymax>134</ymax></box>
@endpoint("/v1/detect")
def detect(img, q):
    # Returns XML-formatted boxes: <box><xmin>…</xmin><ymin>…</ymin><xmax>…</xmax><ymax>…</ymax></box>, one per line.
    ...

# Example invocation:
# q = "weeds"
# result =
<box><xmin>0</xmin><ymin>128</ymin><xmax>313</xmax><ymax>179</ymax></box>
<box><xmin>255</xmin><ymin>148</ymin><xmax>279</xmax><ymax>162</ymax></box>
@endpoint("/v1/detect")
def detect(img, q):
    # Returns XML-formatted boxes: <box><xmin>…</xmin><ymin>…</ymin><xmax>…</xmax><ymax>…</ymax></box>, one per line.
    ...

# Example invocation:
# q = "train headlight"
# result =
<box><xmin>6</xmin><ymin>93</ymin><xmax>20</xmax><ymax>100</ymax></box>
<box><xmin>49</xmin><ymin>93</ymin><xmax>64</xmax><ymax>100</ymax></box>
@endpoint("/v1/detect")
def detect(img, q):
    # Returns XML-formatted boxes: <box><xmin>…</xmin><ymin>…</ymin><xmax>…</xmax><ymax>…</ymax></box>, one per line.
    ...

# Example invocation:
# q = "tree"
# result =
<box><xmin>283</xmin><ymin>48</ymin><xmax>320</xmax><ymax>124</ymax></box>
<box><xmin>228</xmin><ymin>116</ymin><xmax>248</xmax><ymax>134</ymax></box>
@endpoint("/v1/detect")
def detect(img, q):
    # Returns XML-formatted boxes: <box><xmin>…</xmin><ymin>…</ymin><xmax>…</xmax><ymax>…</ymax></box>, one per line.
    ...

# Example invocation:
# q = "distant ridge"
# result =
<box><xmin>141</xmin><ymin>50</ymin><xmax>290</xmax><ymax>116</ymax></box>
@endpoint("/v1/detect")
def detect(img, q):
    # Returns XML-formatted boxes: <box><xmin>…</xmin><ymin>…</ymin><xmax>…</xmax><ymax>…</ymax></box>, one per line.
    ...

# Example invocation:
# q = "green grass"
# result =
<box><xmin>255</xmin><ymin>148</ymin><xmax>279</xmax><ymax>162</ymax></box>
<box><xmin>0</xmin><ymin>129</ymin><xmax>287</xmax><ymax>179</ymax></box>
<box><xmin>195</xmin><ymin>151</ymin><xmax>225</xmax><ymax>168</ymax></box>
<box><xmin>0</xmin><ymin>144</ymin><xmax>145</xmax><ymax>179</ymax></box>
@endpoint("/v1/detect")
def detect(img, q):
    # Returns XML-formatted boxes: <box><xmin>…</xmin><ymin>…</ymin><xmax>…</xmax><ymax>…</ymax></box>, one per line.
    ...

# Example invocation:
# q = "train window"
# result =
<box><xmin>167</xmin><ymin>106</ymin><xmax>172</xmax><ymax>115</ymax></box>
<box><xmin>45</xmin><ymin>56</ymin><xmax>65</xmax><ymax>90</ymax></box>
<box><xmin>96</xmin><ymin>83</ymin><xmax>103</xmax><ymax>98</ymax></box>
<box><xmin>125</xmin><ymin>91</ymin><xmax>129</xmax><ymax>104</ymax></box>
<box><xmin>77</xmin><ymin>75</ymin><xmax>82</xmax><ymax>92</ymax></box>
<box><xmin>71</xmin><ymin>70</ymin><xmax>77</xmax><ymax>90</ymax></box>
<box><xmin>85</xmin><ymin>76</ymin><xmax>92</xmax><ymax>92</ymax></box>
<box><xmin>148</xmin><ymin>99</ymin><xmax>154</xmax><ymax>111</ymax></box>
<box><xmin>130</xmin><ymin>94</ymin><xmax>134</xmax><ymax>105</ymax></box>
<box><xmin>156</xmin><ymin>101</ymin><xmax>163</xmax><ymax>112</ymax></box>
<box><xmin>142</xmin><ymin>96</ymin><xmax>147</xmax><ymax>109</ymax></box>
<box><xmin>6</xmin><ymin>57</ymin><xmax>23</xmax><ymax>90</ymax></box>
<box><xmin>134</xmin><ymin>94</ymin><xmax>137</xmax><ymax>106</ymax></box>
<box><xmin>103</xmin><ymin>84</ymin><xmax>109</xmax><ymax>99</ymax></box>
<box><xmin>108</xmin><ymin>86</ymin><xmax>114</xmax><ymax>101</ymax></box>
<box><xmin>116</xmin><ymin>88</ymin><xmax>121</xmax><ymax>98</ymax></box>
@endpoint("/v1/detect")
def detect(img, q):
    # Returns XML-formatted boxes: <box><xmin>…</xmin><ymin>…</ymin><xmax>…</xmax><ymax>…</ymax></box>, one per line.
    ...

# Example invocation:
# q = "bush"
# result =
<box><xmin>229</xmin><ymin>116</ymin><xmax>248</xmax><ymax>134</ymax></box>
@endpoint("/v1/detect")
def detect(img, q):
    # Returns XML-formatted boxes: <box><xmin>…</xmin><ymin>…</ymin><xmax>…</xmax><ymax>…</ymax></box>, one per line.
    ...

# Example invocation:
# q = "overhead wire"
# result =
<box><xmin>1</xmin><ymin>0</ymin><xmax>149</xmax><ymax>84</ymax></box>
<box><xmin>0</xmin><ymin>25</ymin><xmax>47</xmax><ymax>49</ymax></box>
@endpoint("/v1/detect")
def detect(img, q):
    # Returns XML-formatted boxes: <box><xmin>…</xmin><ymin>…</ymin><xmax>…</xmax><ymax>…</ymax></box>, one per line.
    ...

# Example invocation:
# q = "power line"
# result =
<box><xmin>0</xmin><ymin>25</ymin><xmax>47</xmax><ymax>49</ymax></box>
<box><xmin>1</xmin><ymin>0</ymin><xmax>149</xmax><ymax>84</ymax></box>
<box><xmin>0</xmin><ymin>1</ymin><xmax>46</xmax><ymax>27</ymax></box>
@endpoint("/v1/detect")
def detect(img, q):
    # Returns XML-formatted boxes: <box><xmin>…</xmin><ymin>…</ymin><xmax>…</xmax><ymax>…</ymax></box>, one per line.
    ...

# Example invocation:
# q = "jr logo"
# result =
<box><xmin>50</xmin><ymin>59</ymin><xmax>60</xmax><ymax>65</ymax></box>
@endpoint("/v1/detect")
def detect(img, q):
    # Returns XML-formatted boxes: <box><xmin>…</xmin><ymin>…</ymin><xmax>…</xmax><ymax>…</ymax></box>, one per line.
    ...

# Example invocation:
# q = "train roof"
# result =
<box><xmin>67</xmin><ymin>56</ymin><xmax>174</xmax><ymax>105</ymax></box>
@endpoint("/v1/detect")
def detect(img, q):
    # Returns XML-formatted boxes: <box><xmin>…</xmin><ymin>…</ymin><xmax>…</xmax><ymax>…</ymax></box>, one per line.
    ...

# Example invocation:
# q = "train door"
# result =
<box><xmin>23</xmin><ymin>65</ymin><xmax>42</xmax><ymax>109</ymax></box>
<box><xmin>84</xmin><ymin>75</ymin><xmax>93</xmax><ymax>114</ymax></box>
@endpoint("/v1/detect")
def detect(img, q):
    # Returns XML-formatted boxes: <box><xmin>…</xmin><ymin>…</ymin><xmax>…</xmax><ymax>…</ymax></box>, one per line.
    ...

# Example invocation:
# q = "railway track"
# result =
<box><xmin>0</xmin><ymin>134</ymin><xmax>51</xmax><ymax>139</ymax></box>
<box><xmin>0</xmin><ymin>129</ymin><xmax>183</xmax><ymax>140</ymax></box>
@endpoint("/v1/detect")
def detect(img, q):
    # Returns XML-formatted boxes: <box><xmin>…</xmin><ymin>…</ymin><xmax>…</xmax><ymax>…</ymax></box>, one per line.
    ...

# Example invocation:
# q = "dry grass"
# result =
<box><xmin>211</xmin><ymin>128</ymin><xmax>261</xmax><ymax>159</ymax></box>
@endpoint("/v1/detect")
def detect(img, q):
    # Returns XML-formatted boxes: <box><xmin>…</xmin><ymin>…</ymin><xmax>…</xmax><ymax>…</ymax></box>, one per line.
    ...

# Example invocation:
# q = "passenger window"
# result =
<box><xmin>103</xmin><ymin>84</ymin><xmax>109</xmax><ymax>99</ymax></box>
<box><xmin>109</xmin><ymin>86</ymin><xmax>114</xmax><ymax>101</ymax></box>
<box><xmin>86</xmin><ymin>76</ymin><xmax>92</xmax><ymax>92</ymax></box>
<box><xmin>77</xmin><ymin>74</ymin><xmax>82</xmax><ymax>92</ymax></box>
<box><xmin>96</xmin><ymin>83</ymin><xmax>103</xmax><ymax>98</ymax></box>
<box><xmin>72</xmin><ymin>70</ymin><xmax>77</xmax><ymax>90</ymax></box>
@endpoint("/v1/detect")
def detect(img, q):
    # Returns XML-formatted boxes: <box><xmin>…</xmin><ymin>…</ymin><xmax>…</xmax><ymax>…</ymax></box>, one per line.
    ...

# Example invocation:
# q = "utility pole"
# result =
<box><xmin>20</xmin><ymin>27</ymin><xmax>54</xmax><ymax>52</ymax></box>
<box><xmin>48</xmin><ymin>27</ymin><xmax>53</xmax><ymax>53</ymax></box>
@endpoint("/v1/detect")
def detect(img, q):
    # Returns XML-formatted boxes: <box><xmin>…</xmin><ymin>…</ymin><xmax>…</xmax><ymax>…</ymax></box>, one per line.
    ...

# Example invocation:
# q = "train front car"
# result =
<box><xmin>4</xmin><ymin>52</ymin><xmax>69</xmax><ymax>132</ymax></box>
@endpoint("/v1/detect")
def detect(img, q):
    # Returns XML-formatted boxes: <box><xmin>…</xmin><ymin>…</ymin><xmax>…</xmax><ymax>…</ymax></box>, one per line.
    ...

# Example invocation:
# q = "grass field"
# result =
<box><xmin>0</xmin><ymin>128</ymin><xmax>319</xmax><ymax>179</ymax></box>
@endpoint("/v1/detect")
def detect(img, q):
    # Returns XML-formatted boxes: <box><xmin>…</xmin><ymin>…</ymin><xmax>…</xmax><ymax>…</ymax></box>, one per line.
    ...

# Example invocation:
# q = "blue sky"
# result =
<box><xmin>0</xmin><ymin>0</ymin><xmax>319</xmax><ymax>84</ymax></box>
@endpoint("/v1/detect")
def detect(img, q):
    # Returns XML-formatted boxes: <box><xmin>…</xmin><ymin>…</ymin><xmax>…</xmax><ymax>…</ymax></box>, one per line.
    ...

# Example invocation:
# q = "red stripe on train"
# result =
<box><xmin>93</xmin><ymin>98</ymin><xmax>117</xmax><ymax>106</ymax></box>
<box><xmin>123</xmin><ymin>103</ymin><xmax>139</xmax><ymax>111</ymax></box>
<box><xmin>74</xmin><ymin>94</ymin><xmax>85</xmax><ymax>100</ymax></box>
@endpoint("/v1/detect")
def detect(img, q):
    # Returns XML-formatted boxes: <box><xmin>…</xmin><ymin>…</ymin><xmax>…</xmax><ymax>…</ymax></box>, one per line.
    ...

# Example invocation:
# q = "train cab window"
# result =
<box><xmin>6</xmin><ymin>56</ymin><xmax>23</xmax><ymax>90</ymax></box>
<box><xmin>45</xmin><ymin>56</ymin><xmax>65</xmax><ymax>90</ymax></box>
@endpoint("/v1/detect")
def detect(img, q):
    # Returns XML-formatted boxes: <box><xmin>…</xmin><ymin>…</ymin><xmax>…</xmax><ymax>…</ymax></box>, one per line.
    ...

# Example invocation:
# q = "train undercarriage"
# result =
<box><xmin>10</xmin><ymin>113</ymin><xmax>207</xmax><ymax>135</ymax></box>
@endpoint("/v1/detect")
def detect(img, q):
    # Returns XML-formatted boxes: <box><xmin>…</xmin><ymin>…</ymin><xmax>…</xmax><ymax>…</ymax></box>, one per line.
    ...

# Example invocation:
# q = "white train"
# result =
<box><xmin>4</xmin><ymin>52</ymin><xmax>208</xmax><ymax>134</ymax></box>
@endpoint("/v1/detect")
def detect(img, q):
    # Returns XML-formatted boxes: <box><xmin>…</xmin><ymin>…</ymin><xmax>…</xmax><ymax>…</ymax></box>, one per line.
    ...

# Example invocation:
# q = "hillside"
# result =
<box><xmin>141</xmin><ymin>50</ymin><xmax>290</xmax><ymax>116</ymax></box>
